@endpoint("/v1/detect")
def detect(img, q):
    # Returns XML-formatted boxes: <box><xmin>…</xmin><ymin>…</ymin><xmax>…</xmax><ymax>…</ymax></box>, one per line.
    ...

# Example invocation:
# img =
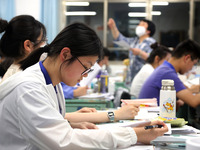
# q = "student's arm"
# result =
<box><xmin>107</xmin><ymin>18</ymin><xmax>120</xmax><ymax>40</ymax></box>
<box><xmin>73</xmin><ymin>86</ymin><xmax>88</xmax><ymax>97</ymax></box>
<box><xmin>177</xmin><ymin>89</ymin><xmax>200</xmax><ymax>108</ymax></box>
<box><xmin>65</xmin><ymin>104</ymin><xmax>140</xmax><ymax>123</ymax></box>
<box><xmin>130</xmin><ymin>48</ymin><xmax>149</xmax><ymax>60</ymax></box>
<box><xmin>188</xmin><ymin>84</ymin><xmax>200</xmax><ymax>93</ymax></box>
<box><xmin>69</xmin><ymin>122</ymin><xmax>98</xmax><ymax>129</ymax></box>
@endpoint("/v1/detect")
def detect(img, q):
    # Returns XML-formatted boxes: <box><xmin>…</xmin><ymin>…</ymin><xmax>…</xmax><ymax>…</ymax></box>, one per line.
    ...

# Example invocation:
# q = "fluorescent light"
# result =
<box><xmin>128</xmin><ymin>11</ymin><xmax>161</xmax><ymax>17</ymax></box>
<box><xmin>151</xmin><ymin>11</ymin><xmax>161</xmax><ymax>15</ymax></box>
<box><xmin>65</xmin><ymin>11</ymin><xmax>96</xmax><ymax>16</ymax></box>
<box><xmin>152</xmin><ymin>2</ymin><xmax>168</xmax><ymax>6</ymax></box>
<box><xmin>128</xmin><ymin>12</ymin><xmax>147</xmax><ymax>17</ymax></box>
<box><xmin>128</xmin><ymin>3</ymin><xmax>146</xmax><ymax>7</ymax></box>
<box><xmin>65</xmin><ymin>2</ymin><xmax>89</xmax><ymax>6</ymax></box>
<box><xmin>129</xmin><ymin>2</ymin><xmax>168</xmax><ymax>7</ymax></box>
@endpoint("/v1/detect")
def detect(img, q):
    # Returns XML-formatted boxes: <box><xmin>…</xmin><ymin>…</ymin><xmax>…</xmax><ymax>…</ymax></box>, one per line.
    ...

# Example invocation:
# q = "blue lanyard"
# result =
<box><xmin>39</xmin><ymin>61</ymin><xmax>62</xmax><ymax>114</ymax></box>
<box><xmin>163</xmin><ymin>61</ymin><xmax>176</xmax><ymax>72</ymax></box>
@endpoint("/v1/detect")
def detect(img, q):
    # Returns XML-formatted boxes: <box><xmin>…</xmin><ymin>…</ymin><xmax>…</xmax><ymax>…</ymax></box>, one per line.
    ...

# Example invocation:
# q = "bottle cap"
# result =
<box><xmin>161</xmin><ymin>79</ymin><xmax>174</xmax><ymax>86</ymax></box>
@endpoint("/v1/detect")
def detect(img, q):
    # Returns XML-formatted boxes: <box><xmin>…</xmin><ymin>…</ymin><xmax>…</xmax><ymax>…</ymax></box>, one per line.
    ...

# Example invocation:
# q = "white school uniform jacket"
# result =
<box><xmin>0</xmin><ymin>63</ymin><xmax>137</xmax><ymax>150</ymax></box>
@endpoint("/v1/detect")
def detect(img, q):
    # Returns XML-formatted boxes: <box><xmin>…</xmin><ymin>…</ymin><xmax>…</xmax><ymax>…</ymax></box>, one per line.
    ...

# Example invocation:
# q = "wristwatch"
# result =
<box><xmin>107</xmin><ymin>111</ymin><xmax>115</xmax><ymax>122</ymax></box>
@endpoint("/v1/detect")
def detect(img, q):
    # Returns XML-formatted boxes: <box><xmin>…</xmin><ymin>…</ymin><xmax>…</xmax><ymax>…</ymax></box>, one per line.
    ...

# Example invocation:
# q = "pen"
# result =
<box><xmin>144</xmin><ymin>125</ymin><xmax>163</xmax><ymax>130</ymax></box>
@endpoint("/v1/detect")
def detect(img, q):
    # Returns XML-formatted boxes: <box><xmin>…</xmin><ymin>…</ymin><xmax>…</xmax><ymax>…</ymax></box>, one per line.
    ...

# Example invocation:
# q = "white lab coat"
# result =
<box><xmin>0</xmin><ymin>63</ymin><xmax>137</xmax><ymax>150</ymax></box>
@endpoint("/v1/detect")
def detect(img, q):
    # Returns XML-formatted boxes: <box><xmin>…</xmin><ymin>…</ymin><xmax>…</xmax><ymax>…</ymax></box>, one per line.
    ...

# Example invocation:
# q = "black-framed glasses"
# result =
<box><xmin>76</xmin><ymin>57</ymin><xmax>94</xmax><ymax>76</ymax></box>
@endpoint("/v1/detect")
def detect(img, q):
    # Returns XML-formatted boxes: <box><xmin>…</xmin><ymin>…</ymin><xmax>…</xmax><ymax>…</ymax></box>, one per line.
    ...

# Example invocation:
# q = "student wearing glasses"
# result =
<box><xmin>0</xmin><ymin>22</ymin><xmax>168</xmax><ymax>149</ymax></box>
<box><xmin>0</xmin><ymin>15</ymin><xmax>47</xmax><ymax>83</ymax></box>
<box><xmin>60</xmin><ymin>56</ymin><xmax>92</xmax><ymax>99</ymax></box>
<box><xmin>61</xmin><ymin>47</ymin><xmax>111</xmax><ymax>100</ymax></box>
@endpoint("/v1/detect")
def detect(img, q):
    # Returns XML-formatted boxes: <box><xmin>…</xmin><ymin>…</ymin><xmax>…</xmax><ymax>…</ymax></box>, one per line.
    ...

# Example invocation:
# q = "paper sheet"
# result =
<box><xmin>79</xmin><ymin>62</ymin><xmax>101</xmax><ymax>86</ymax></box>
<box><xmin>113</xmin><ymin>41</ymin><xmax>131</xmax><ymax>49</ymax></box>
<box><xmin>97</xmin><ymin>120</ymin><xmax>151</xmax><ymax>129</ymax></box>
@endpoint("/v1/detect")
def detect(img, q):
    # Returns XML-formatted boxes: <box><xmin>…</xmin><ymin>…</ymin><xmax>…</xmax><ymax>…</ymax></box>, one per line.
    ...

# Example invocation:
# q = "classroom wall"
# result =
<box><xmin>15</xmin><ymin>0</ymin><xmax>41</xmax><ymax>20</ymax></box>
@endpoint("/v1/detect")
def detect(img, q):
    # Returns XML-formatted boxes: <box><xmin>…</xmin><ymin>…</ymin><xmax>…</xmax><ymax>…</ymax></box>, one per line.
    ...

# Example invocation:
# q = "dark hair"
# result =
<box><xmin>0</xmin><ymin>15</ymin><xmax>46</xmax><ymax>60</ymax></box>
<box><xmin>0</xmin><ymin>18</ymin><xmax>8</xmax><ymax>33</ymax></box>
<box><xmin>172</xmin><ymin>39</ymin><xmax>200</xmax><ymax>60</ymax></box>
<box><xmin>0</xmin><ymin>58</ymin><xmax>14</xmax><ymax>77</ymax></box>
<box><xmin>103</xmin><ymin>47</ymin><xmax>110</xmax><ymax>57</ymax></box>
<box><xmin>20</xmin><ymin>22</ymin><xmax>103</xmax><ymax>70</ymax></box>
<box><xmin>97</xmin><ymin>47</ymin><xmax>110</xmax><ymax>63</ymax></box>
<box><xmin>141</xmin><ymin>19</ymin><xmax>156</xmax><ymax>37</ymax></box>
<box><xmin>146</xmin><ymin>42</ymin><xmax>172</xmax><ymax>64</ymax></box>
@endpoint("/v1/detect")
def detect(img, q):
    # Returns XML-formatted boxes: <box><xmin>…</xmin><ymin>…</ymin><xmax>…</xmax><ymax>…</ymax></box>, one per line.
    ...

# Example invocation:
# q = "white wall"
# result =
<box><xmin>15</xmin><ymin>0</ymin><xmax>41</xmax><ymax>20</ymax></box>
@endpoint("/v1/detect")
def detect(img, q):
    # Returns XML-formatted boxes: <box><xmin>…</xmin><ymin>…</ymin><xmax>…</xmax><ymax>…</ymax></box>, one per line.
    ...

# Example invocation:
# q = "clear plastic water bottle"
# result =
<box><xmin>99</xmin><ymin>70</ymin><xmax>109</xmax><ymax>93</ymax></box>
<box><xmin>159</xmin><ymin>79</ymin><xmax>176</xmax><ymax>118</ymax></box>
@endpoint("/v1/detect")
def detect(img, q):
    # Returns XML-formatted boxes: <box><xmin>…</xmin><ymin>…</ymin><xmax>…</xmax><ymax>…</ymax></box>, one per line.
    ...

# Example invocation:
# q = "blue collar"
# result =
<box><xmin>163</xmin><ymin>61</ymin><xmax>176</xmax><ymax>72</ymax></box>
<box><xmin>39</xmin><ymin>61</ymin><xmax>61</xmax><ymax>113</ymax></box>
<box><xmin>39</xmin><ymin>61</ymin><xmax>52</xmax><ymax>85</ymax></box>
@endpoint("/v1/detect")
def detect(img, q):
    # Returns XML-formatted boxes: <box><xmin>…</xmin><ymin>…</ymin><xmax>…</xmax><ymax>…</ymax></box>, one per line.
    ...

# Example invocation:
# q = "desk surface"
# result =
<box><xmin>100</xmin><ymin>107</ymin><xmax>200</xmax><ymax>150</ymax></box>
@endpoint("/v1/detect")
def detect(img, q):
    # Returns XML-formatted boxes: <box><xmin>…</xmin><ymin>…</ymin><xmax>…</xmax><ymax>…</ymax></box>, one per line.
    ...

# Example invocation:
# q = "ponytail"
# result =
<box><xmin>0</xmin><ymin>18</ymin><xmax>8</xmax><ymax>33</ymax></box>
<box><xmin>20</xmin><ymin>45</ymin><xmax>50</xmax><ymax>70</ymax></box>
<box><xmin>146</xmin><ymin>42</ymin><xmax>171</xmax><ymax>64</ymax></box>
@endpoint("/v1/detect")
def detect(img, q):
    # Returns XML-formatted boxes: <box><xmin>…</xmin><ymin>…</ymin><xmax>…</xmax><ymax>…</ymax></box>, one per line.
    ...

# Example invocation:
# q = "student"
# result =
<box><xmin>130</xmin><ymin>42</ymin><xmax>172</xmax><ymax>98</ymax></box>
<box><xmin>0</xmin><ymin>15</ymin><xmax>140</xmax><ymax>122</ymax></box>
<box><xmin>108</xmin><ymin>18</ymin><xmax>156</xmax><ymax>82</ymax></box>
<box><xmin>0</xmin><ymin>15</ymin><xmax>47</xmax><ymax>82</ymax></box>
<box><xmin>139</xmin><ymin>39</ymin><xmax>200</xmax><ymax>107</ymax></box>
<box><xmin>0</xmin><ymin>22</ymin><xmax>168</xmax><ymax>149</ymax></box>
<box><xmin>61</xmin><ymin>47</ymin><xmax>111</xmax><ymax>99</ymax></box>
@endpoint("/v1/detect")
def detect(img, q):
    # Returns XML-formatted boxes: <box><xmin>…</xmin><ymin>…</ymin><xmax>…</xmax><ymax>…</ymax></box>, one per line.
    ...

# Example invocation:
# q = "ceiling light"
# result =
<box><xmin>128</xmin><ymin>3</ymin><xmax>146</xmax><ymax>7</ymax></box>
<box><xmin>152</xmin><ymin>2</ymin><xmax>168</xmax><ymax>6</ymax></box>
<box><xmin>129</xmin><ymin>2</ymin><xmax>168</xmax><ymax>7</ymax></box>
<box><xmin>151</xmin><ymin>11</ymin><xmax>161</xmax><ymax>15</ymax></box>
<box><xmin>128</xmin><ymin>11</ymin><xmax>161</xmax><ymax>17</ymax></box>
<box><xmin>128</xmin><ymin>12</ymin><xmax>147</xmax><ymax>17</ymax></box>
<box><xmin>65</xmin><ymin>11</ymin><xmax>96</xmax><ymax>16</ymax></box>
<box><xmin>65</xmin><ymin>2</ymin><xmax>89</xmax><ymax>6</ymax></box>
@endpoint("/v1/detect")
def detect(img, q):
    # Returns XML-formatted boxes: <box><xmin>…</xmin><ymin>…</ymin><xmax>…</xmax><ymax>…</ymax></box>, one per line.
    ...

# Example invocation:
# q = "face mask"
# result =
<box><xmin>135</xmin><ymin>26</ymin><xmax>146</xmax><ymax>37</ymax></box>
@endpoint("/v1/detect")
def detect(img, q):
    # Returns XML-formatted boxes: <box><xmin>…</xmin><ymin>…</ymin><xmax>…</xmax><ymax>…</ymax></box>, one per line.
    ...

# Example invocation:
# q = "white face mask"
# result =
<box><xmin>135</xmin><ymin>26</ymin><xmax>146</xmax><ymax>37</ymax></box>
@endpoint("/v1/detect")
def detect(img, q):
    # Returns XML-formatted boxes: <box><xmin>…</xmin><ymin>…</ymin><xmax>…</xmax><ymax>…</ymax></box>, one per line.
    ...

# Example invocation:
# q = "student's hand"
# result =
<box><xmin>107</xmin><ymin>18</ymin><xmax>116</xmax><ymax>29</ymax></box>
<box><xmin>189</xmin><ymin>84</ymin><xmax>200</xmax><ymax>93</ymax></box>
<box><xmin>76</xmin><ymin>107</ymin><xmax>97</xmax><ymax>113</ymax></box>
<box><xmin>134</xmin><ymin>120</ymin><xmax>168</xmax><ymax>144</ymax></box>
<box><xmin>130</xmin><ymin>48</ymin><xmax>141</xmax><ymax>56</ymax></box>
<box><xmin>73</xmin><ymin>86</ymin><xmax>88</xmax><ymax>97</ymax></box>
<box><xmin>70</xmin><ymin>122</ymin><xmax>98</xmax><ymax>129</ymax></box>
<box><xmin>114</xmin><ymin>104</ymin><xmax>140</xmax><ymax>121</ymax></box>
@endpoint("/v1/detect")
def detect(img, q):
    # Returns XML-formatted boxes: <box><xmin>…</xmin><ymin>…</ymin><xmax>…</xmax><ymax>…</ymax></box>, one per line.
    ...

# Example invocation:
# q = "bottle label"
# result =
<box><xmin>159</xmin><ymin>90</ymin><xmax>176</xmax><ymax>118</ymax></box>
<box><xmin>100</xmin><ymin>75</ymin><xmax>109</xmax><ymax>93</ymax></box>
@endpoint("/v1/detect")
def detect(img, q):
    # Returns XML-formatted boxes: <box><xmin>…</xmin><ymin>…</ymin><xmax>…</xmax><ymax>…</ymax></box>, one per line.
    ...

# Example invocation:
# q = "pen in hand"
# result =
<box><xmin>144</xmin><ymin>125</ymin><xmax>163</xmax><ymax>130</ymax></box>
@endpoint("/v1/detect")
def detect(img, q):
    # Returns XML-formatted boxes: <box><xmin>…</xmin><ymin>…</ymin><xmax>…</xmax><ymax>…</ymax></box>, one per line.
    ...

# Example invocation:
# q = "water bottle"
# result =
<box><xmin>159</xmin><ymin>79</ymin><xmax>176</xmax><ymax>118</ymax></box>
<box><xmin>99</xmin><ymin>70</ymin><xmax>109</xmax><ymax>93</ymax></box>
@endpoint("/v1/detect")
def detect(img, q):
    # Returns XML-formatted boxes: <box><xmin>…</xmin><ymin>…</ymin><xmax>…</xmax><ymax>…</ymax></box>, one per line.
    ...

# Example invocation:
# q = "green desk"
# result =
<box><xmin>65</xmin><ymin>99</ymin><xmax>114</xmax><ymax>112</ymax></box>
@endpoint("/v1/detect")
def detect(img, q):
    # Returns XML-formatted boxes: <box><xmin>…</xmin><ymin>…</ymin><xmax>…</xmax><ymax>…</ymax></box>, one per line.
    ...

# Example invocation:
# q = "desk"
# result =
<box><xmin>99</xmin><ymin>107</ymin><xmax>200</xmax><ymax>150</ymax></box>
<box><xmin>65</xmin><ymin>99</ymin><xmax>114</xmax><ymax>112</ymax></box>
